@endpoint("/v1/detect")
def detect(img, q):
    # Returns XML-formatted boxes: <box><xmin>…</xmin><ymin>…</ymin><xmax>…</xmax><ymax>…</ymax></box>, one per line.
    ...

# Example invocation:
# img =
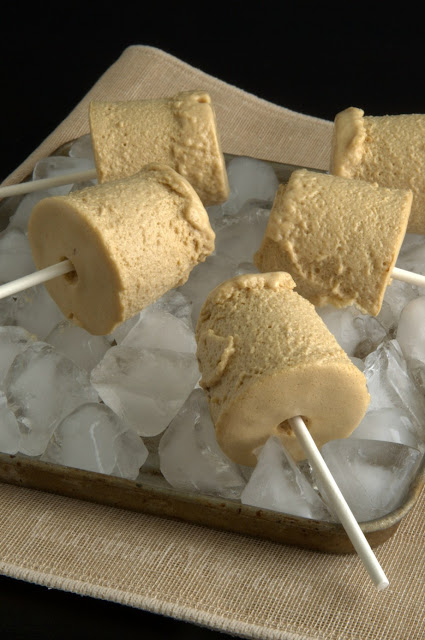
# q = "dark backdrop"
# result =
<box><xmin>0</xmin><ymin>2</ymin><xmax>423</xmax><ymax>638</ymax></box>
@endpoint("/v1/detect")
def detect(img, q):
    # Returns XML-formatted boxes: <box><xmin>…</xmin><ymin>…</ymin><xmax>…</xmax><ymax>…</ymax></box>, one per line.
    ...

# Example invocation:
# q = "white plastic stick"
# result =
<box><xmin>0</xmin><ymin>260</ymin><xmax>74</xmax><ymax>298</ymax></box>
<box><xmin>288</xmin><ymin>416</ymin><xmax>389</xmax><ymax>591</ymax></box>
<box><xmin>0</xmin><ymin>169</ymin><xmax>97</xmax><ymax>198</ymax></box>
<box><xmin>392</xmin><ymin>266</ymin><xmax>425</xmax><ymax>288</ymax></box>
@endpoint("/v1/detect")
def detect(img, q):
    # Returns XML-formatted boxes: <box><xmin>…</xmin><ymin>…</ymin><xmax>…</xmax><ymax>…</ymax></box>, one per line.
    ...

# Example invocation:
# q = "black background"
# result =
<box><xmin>0</xmin><ymin>2</ymin><xmax>424</xmax><ymax>638</ymax></box>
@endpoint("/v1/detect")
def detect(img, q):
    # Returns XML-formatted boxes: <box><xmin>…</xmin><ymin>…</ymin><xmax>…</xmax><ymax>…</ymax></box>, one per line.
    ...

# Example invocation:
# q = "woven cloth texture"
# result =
<box><xmin>1</xmin><ymin>46</ymin><xmax>424</xmax><ymax>640</ymax></box>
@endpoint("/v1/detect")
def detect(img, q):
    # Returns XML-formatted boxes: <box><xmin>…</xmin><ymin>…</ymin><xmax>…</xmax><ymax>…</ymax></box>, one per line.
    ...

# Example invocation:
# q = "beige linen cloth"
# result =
<box><xmin>1</xmin><ymin>46</ymin><xmax>424</xmax><ymax>640</ymax></box>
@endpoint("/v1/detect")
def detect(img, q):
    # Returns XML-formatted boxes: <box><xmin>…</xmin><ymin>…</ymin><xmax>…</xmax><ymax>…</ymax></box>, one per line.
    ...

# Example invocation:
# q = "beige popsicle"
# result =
<box><xmin>331</xmin><ymin>107</ymin><xmax>425</xmax><ymax>234</ymax></box>
<box><xmin>254</xmin><ymin>169</ymin><xmax>412</xmax><ymax>316</ymax></box>
<box><xmin>27</xmin><ymin>163</ymin><xmax>215</xmax><ymax>335</ymax></box>
<box><xmin>89</xmin><ymin>90</ymin><xmax>229</xmax><ymax>206</ymax></box>
<box><xmin>196</xmin><ymin>272</ymin><xmax>389</xmax><ymax>591</ymax></box>
<box><xmin>196</xmin><ymin>272</ymin><xmax>370</xmax><ymax>466</ymax></box>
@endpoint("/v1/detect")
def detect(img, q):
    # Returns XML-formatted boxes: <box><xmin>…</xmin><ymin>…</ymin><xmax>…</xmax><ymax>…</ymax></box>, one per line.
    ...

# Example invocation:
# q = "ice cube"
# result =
<box><xmin>0</xmin><ymin>296</ymin><xmax>16</xmax><ymax>327</ymax></box>
<box><xmin>7</xmin><ymin>191</ymin><xmax>51</xmax><ymax>233</ymax></box>
<box><xmin>42</xmin><ymin>403</ymin><xmax>148</xmax><ymax>480</ymax></box>
<box><xmin>109</xmin><ymin>290</ymin><xmax>193</xmax><ymax>345</ymax></box>
<box><xmin>0</xmin><ymin>229</ymin><xmax>35</xmax><ymax>282</ymax></box>
<box><xmin>364</xmin><ymin>340</ymin><xmax>425</xmax><ymax>449</ymax></box>
<box><xmin>222</xmin><ymin>157</ymin><xmax>278</xmax><ymax>215</ymax></box>
<box><xmin>376</xmin><ymin>280</ymin><xmax>419</xmax><ymax>336</ymax></box>
<box><xmin>0</xmin><ymin>326</ymin><xmax>34</xmax><ymax>385</ymax></box>
<box><xmin>396</xmin><ymin>297</ymin><xmax>425</xmax><ymax>363</ymax></box>
<box><xmin>397</xmin><ymin>233</ymin><xmax>425</xmax><ymax>275</ymax></box>
<box><xmin>14</xmin><ymin>285</ymin><xmax>65</xmax><ymax>339</ymax></box>
<box><xmin>320</xmin><ymin>439</ymin><xmax>422</xmax><ymax>522</ymax></box>
<box><xmin>33</xmin><ymin>156</ymin><xmax>95</xmax><ymax>196</ymax></box>
<box><xmin>68</xmin><ymin>134</ymin><xmax>96</xmax><ymax>164</ymax></box>
<box><xmin>241</xmin><ymin>436</ymin><xmax>330</xmax><ymax>520</ymax></box>
<box><xmin>108</xmin><ymin>313</ymin><xmax>141</xmax><ymax>345</ymax></box>
<box><xmin>114</xmin><ymin>430</ymin><xmax>149</xmax><ymax>479</ymax></box>
<box><xmin>159</xmin><ymin>388</ymin><xmax>246</xmax><ymax>499</ymax></box>
<box><xmin>350</xmin><ymin>408</ymin><xmax>418</xmax><ymax>448</ymax></box>
<box><xmin>148</xmin><ymin>289</ymin><xmax>193</xmax><ymax>328</ymax></box>
<box><xmin>316</xmin><ymin>306</ymin><xmax>362</xmax><ymax>356</ymax></box>
<box><xmin>406</xmin><ymin>360</ymin><xmax>425</xmax><ymax>396</ymax></box>
<box><xmin>0</xmin><ymin>393</ymin><xmax>21</xmax><ymax>454</ymax></box>
<box><xmin>122</xmin><ymin>309</ymin><xmax>196</xmax><ymax>354</ymax></box>
<box><xmin>45</xmin><ymin>320</ymin><xmax>110</xmax><ymax>372</ymax></box>
<box><xmin>395</xmin><ymin>298</ymin><xmax>425</xmax><ymax>392</ymax></box>
<box><xmin>5</xmin><ymin>342</ymin><xmax>99</xmax><ymax>456</ymax></box>
<box><xmin>352</xmin><ymin>314</ymin><xmax>388</xmax><ymax>359</ymax></box>
<box><xmin>316</xmin><ymin>305</ymin><xmax>387</xmax><ymax>358</ymax></box>
<box><xmin>213</xmin><ymin>201</ymin><xmax>270</xmax><ymax>265</ymax></box>
<box><xmin>91</xmin><ymin>345</ymin><xmax>200</xmax><ymax>437</ymax></box>
<box><xmin>179</xmin><ymin>254</ymin><xmax>241</xmax><ymax>325</ymax></box>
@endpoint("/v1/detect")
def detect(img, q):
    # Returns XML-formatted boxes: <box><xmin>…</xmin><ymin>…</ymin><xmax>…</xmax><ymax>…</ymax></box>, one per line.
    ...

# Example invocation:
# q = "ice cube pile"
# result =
<box><xmin>0</xmin><ymin>141</ymin><xmax>424</xmax><ymax>522</ymax></box>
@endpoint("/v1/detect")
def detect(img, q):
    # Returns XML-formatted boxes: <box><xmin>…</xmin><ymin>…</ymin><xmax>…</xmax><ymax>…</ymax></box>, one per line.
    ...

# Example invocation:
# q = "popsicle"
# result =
<box><xmin>254</xmin><ymin>169</ymin><xmax>413</xmax><ymax>315</ymax></box>
<box><xmin>331</xmin><ymin>107</ymin><xmax>425</xmax><ymax>234</ymax></box>
<box><xmin>0</xmin><ymin>91</ymin><xmax>229</xmax><ymax>207</ymax></box>
<box><xmin>26</xmin><ymin>163</ymin><xmax>215</xmax><ymax>335</ymax></box>
<box><xmin>196</xmin><ymin>272</ymin><xmax>370</xmax><ymax>465</ymax></box>
<box><xmin>196</xmin><ymin>272</ymin><xmax>388</xmax><ymax>590</ymax></box>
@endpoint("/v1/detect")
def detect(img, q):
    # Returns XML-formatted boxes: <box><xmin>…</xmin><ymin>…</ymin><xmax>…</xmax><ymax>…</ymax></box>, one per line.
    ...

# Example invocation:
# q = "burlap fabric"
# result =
<box><xmin>0</xmin><ymin>46</ymin><xmax>424</xmax><ymax>640</ymax></box>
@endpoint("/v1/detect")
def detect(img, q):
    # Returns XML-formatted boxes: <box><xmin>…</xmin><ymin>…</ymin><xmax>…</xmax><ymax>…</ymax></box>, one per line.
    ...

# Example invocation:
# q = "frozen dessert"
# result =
<box><xmin>89</xmin><ymin>90</ymin><xmax>229</xmax><ymax>206</ymax></box>
<box><xmin>254</xmin><ymin>169</ymin><xmax>412</xmax><ymax>315</ymax></box>
<box><xmin>196</xmin><ymin>272</ymin><xmax>370</xmax><ymax>465</ymax></box>
<box><xmin>28</xmin><ymin>163</ymin><xmax>215</xmax><ymax>335</ymax></box>
<box><xmin>331</xmin><ymin>107</ymin><xmax>425</xmax><ymax>234</ymax></box>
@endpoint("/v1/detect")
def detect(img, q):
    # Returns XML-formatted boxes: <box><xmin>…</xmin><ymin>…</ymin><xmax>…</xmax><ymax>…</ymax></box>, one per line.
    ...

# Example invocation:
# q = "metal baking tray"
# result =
<box><xmin>0</xmin><ymin>146</ymin><xmax>424</xmax><ymax>554</ymax></box>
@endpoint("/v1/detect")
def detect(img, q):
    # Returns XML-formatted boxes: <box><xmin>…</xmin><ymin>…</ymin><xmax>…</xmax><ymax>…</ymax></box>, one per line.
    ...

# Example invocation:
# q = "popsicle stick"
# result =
<box><xmin>288</xmin><ymin>416</ymin><xmax>389</xmax><ymax>591</ymax></box>
<box><xmin>0</xmin><ymin>260</ymin><xmax>74</xmax><ymax>298</ymax></box>
<box><xmin>0</xmin><ymin>169</ymin><xmax>97</xmax><ymax>199</ymax></box>
<box><xmin>392</xmin><ymin>266</ymin><xmax>425</xmax><ymax>287</ymax></box>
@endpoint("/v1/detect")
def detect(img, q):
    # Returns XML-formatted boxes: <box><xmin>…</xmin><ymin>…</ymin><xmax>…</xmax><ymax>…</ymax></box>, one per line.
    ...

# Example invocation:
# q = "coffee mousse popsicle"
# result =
<box><xmin>195</xmin><ymin>272</ymin><xmax>390</xmax><ymax>591</ymax></box>
<box><xmin>331</xmin><ymin>107</ymin><xmax>425</xmax><ymax>234</ymax></box>
<box><xmin>254</xmin><ymin>169</ymin><xmax>413</xmax><ymax>316</ymax></box>
<box><xmin>196</xmin><ymin>272</ymin><xmax>370</xmax><ymax>466</ymax></box>
<box><xmin>89</xmin><ymin>90</ymin><xmax>229</xmax><ymax>206</ymax></box>
<box><xmin>27</xmin><ymin>163</ymin><xmax>215</xmax><ymax>335</ymax></box>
